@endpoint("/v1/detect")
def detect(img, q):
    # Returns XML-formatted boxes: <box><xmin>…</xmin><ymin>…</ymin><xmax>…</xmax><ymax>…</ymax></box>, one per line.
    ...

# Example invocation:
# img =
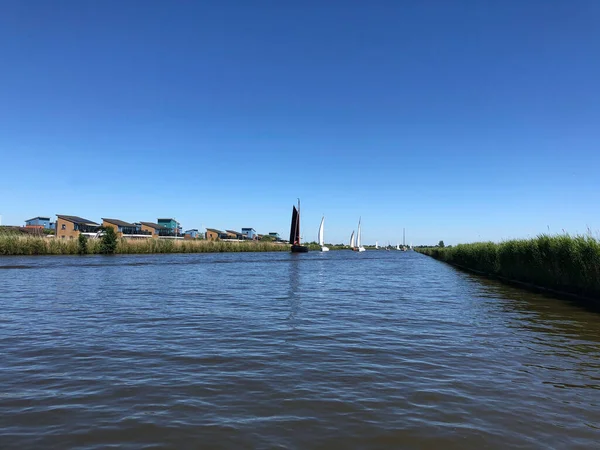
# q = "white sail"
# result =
<box><xmin>357</xmin><ymin>218</ymin><xmax>365</xmax><ymax>251</ymax></box>
<box><xmin>318</xmin><ymin>217</ymin><xmax>324</xmax><ymax>246</ymax></box>
<box><xmin>375</xmin><ymin>241</ymin><xmax>378</xmax><ymax>249</ymax></box>
<box><xmin>319</xmin><ymin>216</ymin><xmax>329</xmax><ymax>251</ymax></box>
<box><xmin>350</xmin><ymin>230</ymin><xmax>355</xmax><ymax>248</ymax></box>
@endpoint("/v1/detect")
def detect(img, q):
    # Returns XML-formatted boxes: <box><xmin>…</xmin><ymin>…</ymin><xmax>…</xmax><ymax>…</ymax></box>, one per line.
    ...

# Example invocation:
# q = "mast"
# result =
<box><xmin>357</xmin><ymin>217</ymin><xmax>362</xmax><ymax>248</ymax></box>
<box><xmin>296</xmin><ymin>198</ymin><xmax>301</xmax><ymax>244</ymax></box>
<box><xmin>403</xmin><ymin>228</ymin><xmax>405</xmax><ymax>246</ymax></box>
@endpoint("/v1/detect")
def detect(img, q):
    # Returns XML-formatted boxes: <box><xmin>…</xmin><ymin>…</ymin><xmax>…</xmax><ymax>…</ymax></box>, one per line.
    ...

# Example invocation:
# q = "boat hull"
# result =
<box><xmin>320</xmin><ymin>246</ymin><xmax>330</xmax><ymax>252</ymax></box>
<box><xmin>291</xmin><ymin>245</ymin><xmax>309</xmax><ymax>253</ymax></box>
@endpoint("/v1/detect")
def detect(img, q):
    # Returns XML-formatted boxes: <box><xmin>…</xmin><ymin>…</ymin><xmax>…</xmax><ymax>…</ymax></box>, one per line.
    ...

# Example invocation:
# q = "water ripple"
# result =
<box><xmin>1</xmin><ymin>251</ymin><xmax>599</xmax><ymax>448</ymax></box>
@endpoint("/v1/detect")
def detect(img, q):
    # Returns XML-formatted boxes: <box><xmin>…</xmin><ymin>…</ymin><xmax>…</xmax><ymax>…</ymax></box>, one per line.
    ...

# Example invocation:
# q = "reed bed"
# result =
<box><xmin>0</xmin><ymin>235</ymin><xmax>290</xmax><ymax>255</ymax></box>
<box><xmin>416</xmin><ymin>234</ymin><xmax>600</xmax><ymax>299</ymax></box>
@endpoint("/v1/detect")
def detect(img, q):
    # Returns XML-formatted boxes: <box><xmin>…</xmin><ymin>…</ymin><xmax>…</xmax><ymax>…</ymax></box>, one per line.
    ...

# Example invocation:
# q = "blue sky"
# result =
<box><xmin>1</xmin><ymin>1</ymin><xmax>599</xmax><ymax>245</ymax></box>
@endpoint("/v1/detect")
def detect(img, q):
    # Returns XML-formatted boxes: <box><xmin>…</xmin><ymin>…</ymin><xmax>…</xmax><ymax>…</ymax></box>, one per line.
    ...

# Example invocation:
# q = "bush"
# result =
<box><xmin>78</xmin><ymin>234</ymin><xmax>88</xmax><ymax>255</ymax></box>
<box><xmin>99</xmin><ymin>227</ymin><xmax>118</xmax><ymax>254</ymax></box>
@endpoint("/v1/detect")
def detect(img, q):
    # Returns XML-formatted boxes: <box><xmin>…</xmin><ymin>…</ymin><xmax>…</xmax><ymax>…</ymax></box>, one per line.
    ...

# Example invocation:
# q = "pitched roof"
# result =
<box><xmin>140</xmin><ymin>221</ymin><xmax>166</xmax><ymax>230</ymax></box>
<box><xmin>226</xmin><ymin>230</ymin><xmax>242</xmax><ymax>235</ymax></box>
<box><xmin>26</xmin><ymin>217</ymin><xmax>50</xmax><ymax>222</ymax></box>
<box><xmin>206</xmin><ymin>228</ymin><xmax>224</xmax><ymax>233</ymax></box>
<box><xmin>102</xmin><ymin>218</ymin><xmax>135</xmax><ymax>227</ymax></box>
<box><xmin>57</xmin><ymin>215</ymin><xmax>100</xmax><ymax>226</ymax></box>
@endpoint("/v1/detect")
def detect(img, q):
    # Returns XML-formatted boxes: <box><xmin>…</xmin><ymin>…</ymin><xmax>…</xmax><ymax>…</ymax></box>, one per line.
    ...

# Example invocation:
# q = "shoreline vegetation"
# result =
<box><xmin>0</xmin><ymin>232</ymin><xmax>355</xmax><ymax>255</ymax></box>
<box><xmin>416</xmin><ymin>234</ymin><xmax>600</xmax><ymax>302</ymax></box>
<box><xmin>0</xmin><ymin>234</ymin><xmax>290</xmax><ymax>255</ymax></box>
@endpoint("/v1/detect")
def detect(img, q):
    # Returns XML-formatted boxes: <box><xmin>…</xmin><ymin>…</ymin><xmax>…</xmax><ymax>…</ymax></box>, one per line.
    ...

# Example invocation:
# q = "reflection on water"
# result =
<box><xmin>285</xmin><ymin>256</ymin><xmax>301</xmax><ymax>327</ymax></box>
<box><xmin>0</xmin><ymin>251</ymin><xmax>599</xmax><ymax>448</ymax></box>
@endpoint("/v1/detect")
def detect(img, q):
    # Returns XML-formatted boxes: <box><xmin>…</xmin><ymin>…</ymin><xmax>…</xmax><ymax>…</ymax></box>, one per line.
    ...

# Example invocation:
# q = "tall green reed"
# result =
<box><xmin>417</xmin><ymin>234</ymin><xmax>600</xmax><ymax>298</ymax></box>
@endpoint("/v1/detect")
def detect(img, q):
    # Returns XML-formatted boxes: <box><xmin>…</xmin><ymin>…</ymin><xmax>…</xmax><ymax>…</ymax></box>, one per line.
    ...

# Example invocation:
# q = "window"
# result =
<box><xmin>61</xmin><ymin>224</ymin><xmax>66</xmax><ymax>230</ymax></box>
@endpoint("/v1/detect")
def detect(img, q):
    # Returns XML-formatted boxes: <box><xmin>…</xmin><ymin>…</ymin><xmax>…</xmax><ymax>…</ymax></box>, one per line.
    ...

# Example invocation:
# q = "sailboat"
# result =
<box><xmin>396</xmin><ymin>242</ymin><xmax>401</xmax><ymax>250</ymax></box>
<box><xmin>355</xmin><ymin>218</ymin><xmax>366</xmax><ymax>252</ymax></box>
<box><xmin>375</xmin><ymin>241</ymin><xmax>379</xmax><ymax>250</ymax></box>
<box><xmin>349</xmin><ymin>230</ymin><xmax>356</xmax><ymax>250</ymax></box>
<box><xmin>318</xmin><ymin>216</ymin><xmax>329</xmax><ymax>252</ymax></box>
<box><xmin>290</xmin><ymin>199</ymin><xmax>308</xmax><ymax>253</ymax></box>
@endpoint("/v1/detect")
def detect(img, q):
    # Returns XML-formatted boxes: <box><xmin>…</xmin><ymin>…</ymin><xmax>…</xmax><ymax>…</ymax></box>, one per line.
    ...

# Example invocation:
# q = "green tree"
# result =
<box><xmin>78</xmin><ymin>233</ymin><xmax>88</xmax><ymax>255</ymax></box>
<box><xmin>438</xmin><ymin>240</ymin><xmax>445</xmax><ymax>248</ymax></box>
<box><xmin>100</xmin><ymin>227</ymin><xmax>118</xmax><ymax>254</ymax></box>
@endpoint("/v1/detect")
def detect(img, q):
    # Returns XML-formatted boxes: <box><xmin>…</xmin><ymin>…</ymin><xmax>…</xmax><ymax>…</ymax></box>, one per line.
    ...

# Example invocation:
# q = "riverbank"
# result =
<box><xmin>416</xmin><ymin>235</ymin><xmax>600</xmax><ymax>302</ymax></box>
<box><xmin>0</xmin><ymin>234</ymin><xmax>291</xmax><ymax>255</ymax></box>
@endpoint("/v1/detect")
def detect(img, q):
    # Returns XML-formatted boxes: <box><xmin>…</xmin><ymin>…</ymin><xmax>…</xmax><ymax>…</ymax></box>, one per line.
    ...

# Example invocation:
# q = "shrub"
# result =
<box><xmin>99</xmin><ymin>227</ymin><xmax>118</xmax><ymax>254</ymax></box>
<box><xmin>78</xmin><ymin>234</ymin><xmax>88</xmax><ymax>255</ymax></box>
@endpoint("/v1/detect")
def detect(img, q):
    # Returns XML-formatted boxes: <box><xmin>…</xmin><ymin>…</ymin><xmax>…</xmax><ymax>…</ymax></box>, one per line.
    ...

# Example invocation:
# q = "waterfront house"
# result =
<box><xmin>56</xmin><ymin>215</ymin><xmax>100</xmax><ymax>239</ymax></box>
<box><xmin>139</xmin><ymin>222</ymin><xmax>166</xmax><ymax>238</ymax></box>
<box><xmin>184</xmin><ymin>229</ymin><xmax>201</xmax><ymax>240</ymax></box>
<box><xmin>225</xmin><ymin>230</ymin><xmax>244</xmax><ymax>240</ymax></box>
<box><xmin>157</xmin><ymin>218</ymin><xmax>181</xmax><ymax>236</ymax></box>
<box><xmin>268</xmin><ymin>232</ymin><xmax>281</xmax><ymax>240</ymax></box>
<box><xmin>241</xmin><ymin>227</ymin><xmax>257</xmax><ymax>240</ymax></box>
<box><xmin>25</xmin><ymin>217</ymin><xmax>55</xmax><ymax>230</ymax></box>
<box><xmin>206</xmin><ymin>228</ymin><xmax>228</xmax><ymax>241</ymax></box>
<box><xmin>102</xmin><ymin>218</ymin><xmax>152</xmax><ymax>239</ymax></box>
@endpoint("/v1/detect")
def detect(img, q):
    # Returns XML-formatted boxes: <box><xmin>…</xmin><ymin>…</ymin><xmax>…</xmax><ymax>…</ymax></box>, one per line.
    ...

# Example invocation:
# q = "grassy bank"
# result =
<box><xmin>0</xmin><ymin>234</ymin><xmax>290</xmax><ymax>255</ymax></box>
<box><xmin>416</xmin><ymin>235</ymin><xmax>600</xmax><ymax>300</ymax></box>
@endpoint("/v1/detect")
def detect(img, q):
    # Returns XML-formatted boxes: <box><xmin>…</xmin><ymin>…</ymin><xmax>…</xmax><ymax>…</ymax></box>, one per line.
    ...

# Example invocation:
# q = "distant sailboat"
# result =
<box><xmin>318</xmin><ymin>216</ymin><xmax>329</xmax><ymax>252</ymax></box>
<box><xmin>290</xmin><ymin>199</ymin><xmax>308</xmax><ymax>253</ymax></box>
<box><xmin>375</xmin><ymin>241</ymin><xmax>379</xmax><ymax>249</ymax></box>
<box><xmin>355</xmin><ymin>218</ymin><xmax>366</xmax><ymax>252</ymax></box>
<box><xmin>349</xmin><ymin>230</ymin><xmax>356</xmax><ymax>250</ymax></box>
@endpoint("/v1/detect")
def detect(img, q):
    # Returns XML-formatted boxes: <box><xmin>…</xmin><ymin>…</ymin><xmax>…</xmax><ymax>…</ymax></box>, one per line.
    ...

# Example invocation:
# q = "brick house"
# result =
<box><xmin>56</xmin><ymin>215</ymin><xmax>100</xmax><ymax>239</ymax></box>
<box><xmin>139</xmin><ymin>222</ymin><xmax>167</xmax><ymax>238</ymax></box>
<box><xmin>102</xmin><ymin>218</ymin><xmax>152</xmax><ymax>239</ymax></box>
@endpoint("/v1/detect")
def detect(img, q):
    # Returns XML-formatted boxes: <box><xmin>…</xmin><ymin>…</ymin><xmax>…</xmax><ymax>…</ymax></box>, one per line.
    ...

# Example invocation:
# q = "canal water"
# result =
<box><xmin>1</xmin><ymin>251</ymin><xmax>599</xmax><ymax>448</ymax></box>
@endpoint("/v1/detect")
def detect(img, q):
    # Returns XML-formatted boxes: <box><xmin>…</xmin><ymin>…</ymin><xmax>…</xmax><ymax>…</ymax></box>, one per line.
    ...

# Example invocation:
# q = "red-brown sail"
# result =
<box><xmin>290</xmin><ymin>199</ymin><xmax>308</xmax><ymax>252</ymax></box>
<box><xmin>289</xmin><ymin>206</ymin><xmax>299</xmax><ymax>245</ymax></box>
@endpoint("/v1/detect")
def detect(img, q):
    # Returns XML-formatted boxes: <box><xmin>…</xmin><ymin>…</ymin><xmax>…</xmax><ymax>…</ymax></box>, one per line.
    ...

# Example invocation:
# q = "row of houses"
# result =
<box><xmin>206</xmin><ymin>227</ymin><xmax>255</xmax><ymax>241</ymax></box>
<box><xmin>25</xmin><ymin>215</ymin><xmax>188</xmax><ymax>240</ymax></box>
<box><xmin>23</xmin><ymin>216</ymin><xmax>283</xmax><ymax>242</ymax></box>
<box><xmin>203</xmin><ymin>228</ymin><xmax>283</xmax><ymax>241</ymax></box>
